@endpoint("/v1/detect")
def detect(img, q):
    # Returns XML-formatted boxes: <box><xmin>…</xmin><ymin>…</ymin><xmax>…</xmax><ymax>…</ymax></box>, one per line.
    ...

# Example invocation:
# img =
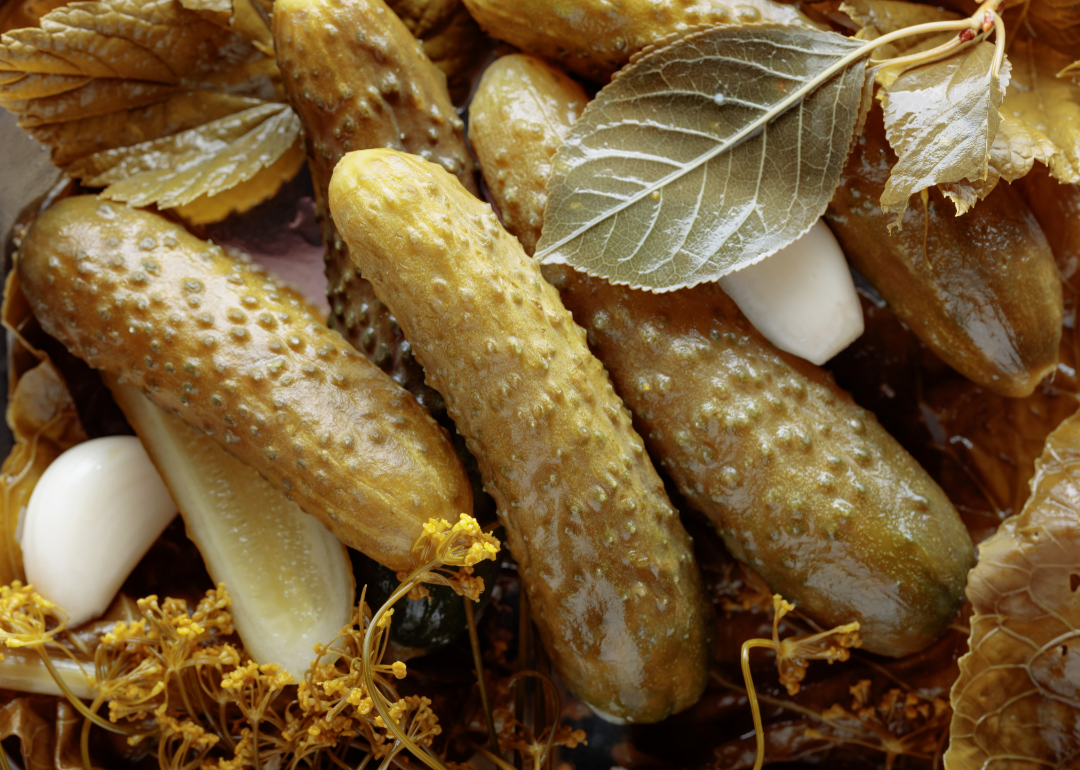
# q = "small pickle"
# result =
<box><xmin>469</xmin><ymin>55</ymin><xmax>974</xmax><ymax>656</ymax></box>
<box><xmin>273</xmin><ymin>0</ymin><xmax>478</xmax><ymax>410</ymax></box>
<box><xmin>329</xmin><ymin>149</ymin><xmax>714</xmax><ymax>724</ymax></box>
<box><xmin>468</xmin><ymin>54</ymin><xmax>588</xmax><ymax>256</ymax></box>
<box><xmin>17</xmin><ymin>197</ymin><xmax>473</xmax><ymax>573</ymax></box>
<box><xmin>824</xmin><ymin>106</ymin><xmax>1063</xmax><ymax>399</ymax></box>
<box><xmin>460</xmin><ymin>0</ymin><xmax>812</xmax><ymax>81</ymax></box>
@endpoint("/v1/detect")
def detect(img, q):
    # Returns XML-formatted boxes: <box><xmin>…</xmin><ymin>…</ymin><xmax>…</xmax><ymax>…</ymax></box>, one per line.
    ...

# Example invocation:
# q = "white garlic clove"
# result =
<box><xmin>22</xmin><ymin>436</ymin><xmax>176</xmax><ymax>627</ymax></box>
<box><xmin>719</xmin><ymin>220</ymin><xmax>865</xmax><ymax>366</ymax></box>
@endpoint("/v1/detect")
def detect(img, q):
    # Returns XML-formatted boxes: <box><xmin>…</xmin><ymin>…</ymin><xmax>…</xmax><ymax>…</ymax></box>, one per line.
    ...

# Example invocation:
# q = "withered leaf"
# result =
<box><xmin>536</xmin><ymin>24</ymin><xmax>869</xmax><ymax>292</ymax></box>
<box><xmin>947</xmin><ymin>407</ymin><xmax>1080</xmax><ymax>768</ymax></box>
<box><xmin>879</xmin><ymin>42</ymin><xmax>1008</xmax><ymax>221</ymax></box>
<box><xmin>939</xmin><ymin>111</ymin><xmax>1056</xmax><ymax>214</ymax></box>
<box><xmin>170</xmin><ymin>137</ymin><xmax>306</xmax><ymax>225</ymax></box>
<box><xmin>1005</xmin><ymin>38</ymin><xmax>1080</xmax><ymax>185</ymax></box>
<box><xmin>0</xmin><ymin>0</ymin><xmax>298</xmax><ymax>219</ymax></box>
<box><xmin>67</xmin><ymin>102</ymin><xmax>300</xmax><ymax>208</ymax></box>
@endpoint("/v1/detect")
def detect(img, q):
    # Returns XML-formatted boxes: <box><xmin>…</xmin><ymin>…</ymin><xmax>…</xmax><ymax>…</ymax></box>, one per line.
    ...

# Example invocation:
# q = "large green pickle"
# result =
<box><xmin>824</xmin><ymin>106</ymin><xmax>1062</xmax><ymax>399</ymax></box>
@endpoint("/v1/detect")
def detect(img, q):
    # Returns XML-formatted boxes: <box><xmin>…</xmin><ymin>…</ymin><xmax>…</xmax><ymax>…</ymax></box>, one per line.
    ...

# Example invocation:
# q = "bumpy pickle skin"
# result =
<box><xmin>469</xmin><ymin>54</ymin><xmax>588</xmax><ymax>256</ymax></box>
<box><xmin>469</xmin><ymin>55</ymin><xmax>973</xmax><ymax>657</ymax></box>
<box><xmin>824</xmin><ymin>106</ymin><xmax>1062</xmax><ymax>399</ymax></box>
<box><xmin>460</xmin><ymin>0</ymin><xmax>812</xmax><ymax>81</ymax></box>
<box><xmin>329</xmin><ymin>150</ymin><xmax>714</xmax><ymax>724</ymax></box>
<box><xmin>273</xmin><ymin>0</ymin><xmax>478</xmax><ymax>410</ymax></box>
<box><xmin>16</xmin><ymin>197</ymin><xmax>472</xmax><ymax>573</ymax></box>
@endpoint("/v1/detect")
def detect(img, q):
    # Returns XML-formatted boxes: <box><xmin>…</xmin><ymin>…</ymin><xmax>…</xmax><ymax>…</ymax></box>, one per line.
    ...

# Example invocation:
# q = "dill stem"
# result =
<box><xmin>740</xmin><ymin>639</ymin><xmax>777</xmax><ymax>770</ymax></box>
<box><xmin>361</xmin><ymin>560</ymin><xmax>450</xmax><ymax>770</ymax></box>
<box><xmin>36</xmin><ymin>648</ymin><xmax>127</xmax><ymax>735</ymax></box>
<box><xmin>463</xmin><ymin>596</ymin><xmax>500</xmax><ymax>755</ymax></box>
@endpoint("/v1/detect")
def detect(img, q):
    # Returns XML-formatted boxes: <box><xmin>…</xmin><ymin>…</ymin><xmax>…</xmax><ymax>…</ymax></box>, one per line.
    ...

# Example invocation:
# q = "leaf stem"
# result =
<box><xmin>990</xmin><ymin>11</ymin><xmax>1007</xmax><ymax>80</ymax></box>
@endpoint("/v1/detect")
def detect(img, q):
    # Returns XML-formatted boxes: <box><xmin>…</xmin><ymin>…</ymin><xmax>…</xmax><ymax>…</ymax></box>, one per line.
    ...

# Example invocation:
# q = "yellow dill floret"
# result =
<box><xmin>0</xmin><ymin>581</ymin><xmax>69</xmax><ymax>650</ymax></box>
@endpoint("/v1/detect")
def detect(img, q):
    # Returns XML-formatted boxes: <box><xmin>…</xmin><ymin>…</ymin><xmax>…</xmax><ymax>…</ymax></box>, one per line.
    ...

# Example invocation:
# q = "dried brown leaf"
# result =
<box><xmin>947</xmin><ymin>407</ymin><xmax>1080</xmax><ymax>768</ymax></box>
<box><xmin>536</xmin><ymin>24</ymin><xmax>870</xmax><ymax>291</ymax></box>
<box><xmin>1005</xmin><ymin>38</ymin><xmax>1080</xmax><ymax>185</ymax></box>
<box><xmin>0</xmin><ymin>0</ymin><xmax>296</xmax><ymax>218</ymax></box>
<box><xmin>180</xmin><ymin>0</ymin><xmax>273</xmax><ymax>55</ymax></box>
<box><xmin>878</xmin><ymin>42</ymin><xmax>1008</xmax><ymax>221</ymax></box>
<box><xmin>169</xmin><ymin>136</ymin><xmax>306</xmax><ymax>225</ymax></box>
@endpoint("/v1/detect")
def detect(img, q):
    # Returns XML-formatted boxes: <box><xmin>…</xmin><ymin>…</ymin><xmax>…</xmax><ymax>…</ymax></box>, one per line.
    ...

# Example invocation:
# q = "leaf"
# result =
<box><xmin>1005</xmin><ymin>38</ymin><xmax>1080</xmax><ymax>185</ymax></box>
<box><xmin>169</xmin><ymin>136</ymin><xmax>307</xmax><ymax>225</ymax></box>
<box><xmin>535</xmin><ymin>24</ymin><xmax>870</xmax><ymax>292</ymax></box>
<box><xmin>878</xmin><ymin>42</ymin><xmax>1008</xmax><ymax>221</ymax></box>
<box><xmin>179</xmin><ymin>0</ymin><xmax>273</xmax><ymax>56</ymax></box>
<box><xmin>0</xmin><ymin>0</ymin><xmax>298</xmax><ymax>219</ymax></box>
<box><xmin>946</xmin><ymin>407</ymin><xmax>1080</xmax><ymax>769</ymax></box>
<box><xmin>841</xmin><ymin>0</ymin><xmax>960</xmax><ymax>61</ymax></box>
<box><xmin>67</xmin><ymin>102</ymin><xmax>301</xmax><ymax>207</ymax></box>
<box><xmin>939</xmin><ymin>111</ymin><xmax>1057</xmax><ymax>214</ymax></box>
<box><xmin>1024</xmin><ymin>0</ymin><xmax>1080</xmax><ymax>59</ymax></box>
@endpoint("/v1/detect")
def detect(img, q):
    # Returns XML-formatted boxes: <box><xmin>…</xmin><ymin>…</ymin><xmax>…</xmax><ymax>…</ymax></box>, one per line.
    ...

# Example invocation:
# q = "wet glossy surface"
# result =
<box><xmin>331</xmin><ymin>149</ymin><xmax>714</xmax><ymax>723</ymax></box>
<box><xmin>16</xmin><ymin>196</ymin><xmax>472</xmax><ymax>572</ymax></box>
<box><xmin>275</xmin><ymin>0</ymin><xmax>477</xmax><ymax>412</ymax></box>
<box><xmin>550</xmin><ymin>267</ymin><xmax>973</xmax><ymax>657</ymax></box>
<box><xmin>111</xmin><ymin>381</ymin><xmax>355</xmax><ymax>680</ymax></box>
<box><xmin>825</xmin><ymin>105</ymin><xmax>1063</xmax><ymax>398</ymax></box>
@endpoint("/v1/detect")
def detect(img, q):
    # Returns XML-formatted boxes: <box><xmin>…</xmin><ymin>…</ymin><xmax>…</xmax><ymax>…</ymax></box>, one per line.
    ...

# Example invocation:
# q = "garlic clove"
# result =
<box><xmin>22</xmin><ymin>436</ymin><xmax>176</xmax><ymax>627</ymax></box>
<box><xmin>719</xmin><ymin>220</ymin><xmax>864</xmax><ymax>366</ymax></box>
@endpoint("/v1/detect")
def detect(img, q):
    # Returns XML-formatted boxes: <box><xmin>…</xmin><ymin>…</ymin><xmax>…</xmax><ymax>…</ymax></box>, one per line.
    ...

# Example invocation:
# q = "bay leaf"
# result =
<box><xmin>0</xmin><ymin>0</ymin><xmax>295</xmax><ymax>220</ymax></box>
<box><xmin>535</xmin><ymin>24</ymin><xmax>870</xmax><ymax>292</ymax></box>
<box><xmin>1005</xmin><ymin>38</ymin><xmax>1080</xmax><ymax>185</ymax></box>
<box><xmin>946</xmin><ymin>407</ymin><xmax>1080</xmax><ymax>769</ymax></box>
<box><xmin>879</xmin><ymin>42</ymin><xmax>1008</xmax><ymax>221</ymax></box>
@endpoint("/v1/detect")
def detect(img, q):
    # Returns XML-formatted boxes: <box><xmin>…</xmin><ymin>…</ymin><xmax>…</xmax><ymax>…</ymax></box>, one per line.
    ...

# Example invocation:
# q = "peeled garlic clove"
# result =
<box><xmin>22</xmin><ymin>436</ymin><xmax>176</xmax><ymax>627</ymax></box>
<box><xmin>719</xmin><ymin>220</ymin><xmax>864</xmax><ymax>365</ymax></box>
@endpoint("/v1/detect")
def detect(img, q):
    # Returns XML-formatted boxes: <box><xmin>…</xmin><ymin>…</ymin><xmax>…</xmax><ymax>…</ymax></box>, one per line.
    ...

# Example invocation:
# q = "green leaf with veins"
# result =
<box><xmin>535</xmin><ymin>24</ymin><xmax>870</xmax><ymax>292</ymax></box>
<box><xmin>879</xmin><ymin>42</ymin><xmax>1008</xmax><ymax>222</ymax></box>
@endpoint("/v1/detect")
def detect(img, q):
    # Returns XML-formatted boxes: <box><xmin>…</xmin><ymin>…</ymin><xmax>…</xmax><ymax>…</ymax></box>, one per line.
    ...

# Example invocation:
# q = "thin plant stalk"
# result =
<box><xmin>463</xmin><ymin>596</ymin><xmax>500</xmax><ymax>755</ymax></box>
